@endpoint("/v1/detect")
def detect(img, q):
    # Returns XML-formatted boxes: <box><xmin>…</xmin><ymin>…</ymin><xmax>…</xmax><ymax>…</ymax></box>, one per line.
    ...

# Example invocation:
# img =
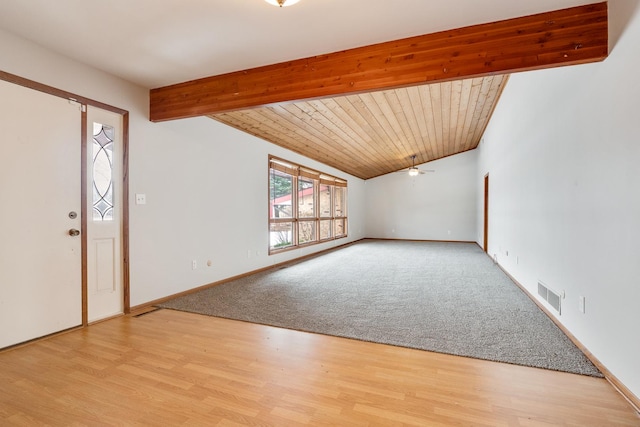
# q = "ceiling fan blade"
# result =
<box><xmin>392</xmin><ymin>166</ymin><xmax>434</xmax><ymax>175</ymax></box>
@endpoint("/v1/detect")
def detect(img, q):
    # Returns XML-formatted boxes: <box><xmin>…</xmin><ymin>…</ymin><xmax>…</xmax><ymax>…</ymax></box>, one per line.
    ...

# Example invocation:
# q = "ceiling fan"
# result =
<box><xmin>397</xmin><ymin>155</ymin><xmax>435</xmax><ymax>176</ymax></box>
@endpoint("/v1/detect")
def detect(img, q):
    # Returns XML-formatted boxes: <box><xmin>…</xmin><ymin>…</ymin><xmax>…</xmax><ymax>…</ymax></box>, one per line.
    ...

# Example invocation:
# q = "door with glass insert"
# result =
<box><xmin>86</xmin><ymin>106</ymin><xmax>123</xmax><ymax>322</ymax></box>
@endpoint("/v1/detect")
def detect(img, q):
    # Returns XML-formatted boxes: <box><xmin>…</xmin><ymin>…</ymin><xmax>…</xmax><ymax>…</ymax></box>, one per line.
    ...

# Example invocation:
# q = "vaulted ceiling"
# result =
<box><xmin>148</xmin><ymin>2</ymin><xmax>607</xmax><ymax>179</ymax></box>
<box><xmin>212</xmin><ymin>76</ymin><xmax>509</xmax><ymax>179</ymax></box>
<box><xmin>0</xmin><ymin>1</ymin><xmax>608</xmax><ymax>179</ymax></box>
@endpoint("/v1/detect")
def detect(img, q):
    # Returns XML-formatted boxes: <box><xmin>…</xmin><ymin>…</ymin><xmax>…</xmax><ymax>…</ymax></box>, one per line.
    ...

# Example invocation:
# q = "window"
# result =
<box><xmin>319</xmin><ymin>183</ymin><xmax>332</xmax><ymax>240</ymax></box>
<box><xmin>269</xmin><ymin>157</ymin><xmax>347</xmax><ymax>253</ymax></box>
<box><xmin>333</xmin><ymin>186</ymin><xmax>347</xmax><ymax>237</ymax></box>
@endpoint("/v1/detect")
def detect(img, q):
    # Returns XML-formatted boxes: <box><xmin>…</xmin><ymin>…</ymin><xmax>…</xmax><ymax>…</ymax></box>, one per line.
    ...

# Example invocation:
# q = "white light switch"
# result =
<box><xmin>135</xmin><ymin>193</ymin><xmax>146</xmax><ymax>205</ymax></box>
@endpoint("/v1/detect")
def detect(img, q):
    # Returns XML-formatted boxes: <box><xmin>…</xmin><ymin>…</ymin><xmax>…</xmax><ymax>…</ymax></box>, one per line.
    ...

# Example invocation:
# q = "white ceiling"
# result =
<box><xmin>0</xmin><ymin>0</ymin><xmax>595</xmax><ymax>89</ymax></box>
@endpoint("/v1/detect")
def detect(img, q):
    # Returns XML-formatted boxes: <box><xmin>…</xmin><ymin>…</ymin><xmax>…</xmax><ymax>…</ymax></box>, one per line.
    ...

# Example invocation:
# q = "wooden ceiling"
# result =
<box><xmin>211</xmin><ymin>75</ymin><xmax>508</xmax><ymax>179</ymax></box>
<box><xmin>150</xmin><ymin>3</ymin><xmax>608</xmax><ymax>180</ymax></box>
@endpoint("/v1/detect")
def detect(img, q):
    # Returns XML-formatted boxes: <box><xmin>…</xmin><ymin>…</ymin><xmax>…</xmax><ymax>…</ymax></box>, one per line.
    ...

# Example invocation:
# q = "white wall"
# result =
<box><xmin>476</xmin><ymin>2</ymin><xmax>640</xmax><ymax>400</ymax></box>
<box><xmin>365</xmin><ymin>150</ymin><xmax>478</xmax><ymax>241</ymax></box>
<box><xmin>130</xmin><ymin>117</ymin><xmax>366</xmax><ymax>304</ymax></box>
<box><xmin>0</xmin><ymin>28</ymin><xmax>366</xmax><ymax>307</ymax></box>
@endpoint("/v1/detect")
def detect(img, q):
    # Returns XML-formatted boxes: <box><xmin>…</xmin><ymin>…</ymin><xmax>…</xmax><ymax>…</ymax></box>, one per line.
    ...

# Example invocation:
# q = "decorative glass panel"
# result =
<box><xmin>298</xmin><ymin>221</ymin><xmax>316</xmax><ymax>244</ymax></box>
<box><xmin>270</xmin><ymin>222</ymin><xmax>293</xmax><ymax>250</ymax></box>
<box><xmin>298</xmin><ymin>177</ymin><xmax>315</xmax><ymax>218</ymax></box>
<box><xmin>319</xmin><ymin>219</ymin><xmax>332</xmax><ymax>240</ymax></box>
<box><xmin>319</xmin><ymin>184</ymin><xmax>331</xmax><ymax>218</ymax></box>
<box><xmin>270</xmin><ymin>168</ymin><xmax>293</xmax><ymax>219</ymax></box>
<box><xmin>92</xmin><ymin>123</ymin><xmax>114</xmax><ymax>221</ymax></box>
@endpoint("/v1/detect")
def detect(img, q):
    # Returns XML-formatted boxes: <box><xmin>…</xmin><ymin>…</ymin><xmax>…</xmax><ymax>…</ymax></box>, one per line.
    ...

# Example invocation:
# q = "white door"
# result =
<box><xmin>86</xmin><ymin>106</ymin><xmax>123</xmax><ymax>322</ymax></box>
<box><xmin>0</xmin><ymin>80</ymin><xmax>82</xmax><ymax>348</ymax></box>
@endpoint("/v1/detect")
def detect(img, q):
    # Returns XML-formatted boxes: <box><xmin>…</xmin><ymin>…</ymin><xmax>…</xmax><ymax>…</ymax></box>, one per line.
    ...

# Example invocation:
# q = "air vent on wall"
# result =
<box><xmin>538</xmin><ymin>281</ymin><xmax>561</xmax><ymax>314</ymax></box>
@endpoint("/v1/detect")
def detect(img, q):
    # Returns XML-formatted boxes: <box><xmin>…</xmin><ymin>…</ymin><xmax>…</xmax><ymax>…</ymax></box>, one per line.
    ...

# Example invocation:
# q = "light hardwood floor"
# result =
<box><xmin>1</xmin><ymin>309</ymin><xmax>638</xmax><ymax>426</ymax></box>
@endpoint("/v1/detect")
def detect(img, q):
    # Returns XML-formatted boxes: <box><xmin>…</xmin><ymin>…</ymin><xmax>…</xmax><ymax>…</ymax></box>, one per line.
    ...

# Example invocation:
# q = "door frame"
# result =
<box><xmin>0</xmin><ymin>70</ymin><xmax>130</xmax><ymax>326</ymax></box>
<box><xmin>483</xmin><ymin>173</ymin><xmax>489</xmax><ymax>253</ymax></box>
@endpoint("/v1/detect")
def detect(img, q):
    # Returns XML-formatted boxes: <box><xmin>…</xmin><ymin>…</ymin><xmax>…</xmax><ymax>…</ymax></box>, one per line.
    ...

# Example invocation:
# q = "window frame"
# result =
<box><xmin>269</xmin><ymin>156</ymin><xmax>347</xmax><ymax>254</ymax></box>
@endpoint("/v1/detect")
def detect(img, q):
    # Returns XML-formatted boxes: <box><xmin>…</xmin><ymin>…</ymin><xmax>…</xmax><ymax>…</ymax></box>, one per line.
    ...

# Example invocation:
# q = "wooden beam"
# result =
<box><xmin>150</xmin><ymin>2</ymin><xmax>608</xmax><ymax>122</ymax></box>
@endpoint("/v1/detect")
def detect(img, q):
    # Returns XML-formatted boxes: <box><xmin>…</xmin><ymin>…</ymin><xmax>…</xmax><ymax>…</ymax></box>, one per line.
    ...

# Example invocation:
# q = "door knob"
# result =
<box><xmin>68</xmin><ymin>229</ymin><xmax>80</xmax><ymax>237</ymax></box>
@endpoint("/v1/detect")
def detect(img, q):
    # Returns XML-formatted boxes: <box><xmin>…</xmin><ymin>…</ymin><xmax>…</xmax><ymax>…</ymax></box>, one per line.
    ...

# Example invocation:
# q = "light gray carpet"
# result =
<box><xmin>159</xmin><ymin>240</ymin><xmax>602</xmax><ymax>377</ymax></box>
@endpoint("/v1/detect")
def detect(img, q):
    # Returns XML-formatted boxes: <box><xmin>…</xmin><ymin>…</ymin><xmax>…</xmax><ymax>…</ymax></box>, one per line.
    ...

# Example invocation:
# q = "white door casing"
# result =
<box><xmin>86</xmin><ymin>106</ymin><xmax>124</xmax><ymax>322</ymax></box>
<box><xmin>0</xmin><ymin>80</ymin><xmax>82</xmax><ymax>348</ymax></box>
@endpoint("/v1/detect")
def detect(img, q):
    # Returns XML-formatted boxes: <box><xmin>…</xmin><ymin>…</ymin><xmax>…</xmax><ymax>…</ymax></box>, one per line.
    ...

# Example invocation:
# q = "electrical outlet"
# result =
<box><xmin>135</xmin><ymin>193</ymin><xmax>146</xmax><ymax>205</ymax></box>
<box><xmin>192</xmin><ymin>260</ymin><xmax>197</xmax><ymax>270</ymax></box>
